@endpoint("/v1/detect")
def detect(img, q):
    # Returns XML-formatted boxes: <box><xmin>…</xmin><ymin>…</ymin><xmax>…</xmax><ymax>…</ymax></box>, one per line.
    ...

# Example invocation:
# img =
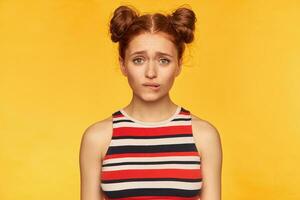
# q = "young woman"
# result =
<box><xmin>80</xmin><ymin>5</ymin><xmax>223</xmax><ymax>200</ymax></box>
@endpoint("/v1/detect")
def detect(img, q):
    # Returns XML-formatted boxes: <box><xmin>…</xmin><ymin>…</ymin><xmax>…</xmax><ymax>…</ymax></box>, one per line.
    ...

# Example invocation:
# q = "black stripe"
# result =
<box><xmin>171</xmin><ymin>117</ymin><xmax>191</xmax><ymax>122</ymax></box>
<box><xmin>106</xmin><ymin>143</ymin><xmax>198</xmax><ymax>155</ymax></box>
<box><xmin>112</xmin><ymin>134</ymin><xmax>193</xmax><ymax>139</ymax></box>
<box><xmin>102</xmin><ymin>160</ymin><xmax>201</xmax><ymax>167</ymax></box>
<box><xmin>104</xmin><ymin>188</ymin><xmax>201</xmax><ymax>198</ymax></box>
<box><xmin>113</xmin><ymin>119</ymin><xmax>134</xmax><ymax>124</ymax></box>
<box><xmin>112</xmin><ymin>110</ymin><xmax>122</xmax><ymax>116</ymax></box>
<box><xmin>180</xmin><ymin>107</ymin><xmax>190</xmax><ymax>113</ymax></box>
<box><xmin>112</xmin><ymin>117</ymin><xmax>192</xmax><ymax>124</ymax></box>
<box><xmin>102</xmin><ymin>177</ymin><xmax>202</xmax><ymax>183</ymax></box>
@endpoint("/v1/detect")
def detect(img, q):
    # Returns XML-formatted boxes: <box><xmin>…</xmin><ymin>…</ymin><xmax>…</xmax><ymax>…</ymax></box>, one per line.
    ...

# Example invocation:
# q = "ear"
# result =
<box><xmin>119</xmin><ymin>56</ymin><xmax>128</xmax><ymax>77</ymax></box>
<box><xmin>175</xmin><ymin>57</ymin><xmax>183</xmax><ymax>77</ymax></box>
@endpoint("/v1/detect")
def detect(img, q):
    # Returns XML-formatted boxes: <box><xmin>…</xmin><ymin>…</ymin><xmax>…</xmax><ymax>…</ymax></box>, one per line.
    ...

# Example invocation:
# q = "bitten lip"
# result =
<box><xmin>142</xmin><ymin>82</ymin><xmax>160</xmax><ymax>87</ymax></box>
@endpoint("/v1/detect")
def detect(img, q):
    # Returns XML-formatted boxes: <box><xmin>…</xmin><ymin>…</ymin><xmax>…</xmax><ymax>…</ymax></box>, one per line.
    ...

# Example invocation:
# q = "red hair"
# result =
<box><xmin>109</xmin><ymin>5</ymin><xmax>197</xmax><ymax>61</ymax></box>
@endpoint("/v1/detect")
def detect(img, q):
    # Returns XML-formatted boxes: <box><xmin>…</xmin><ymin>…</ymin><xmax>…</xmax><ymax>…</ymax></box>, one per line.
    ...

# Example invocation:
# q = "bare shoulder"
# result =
<box><xmin>79</xmin><ymin>116</ymin><xmax>113</xmax><ymax>200</ymax></box>
<box><xmin>82</xmin><ymin>116</ymin><xmax>112</xmax><ymax>139</ymax></box>
<box><xmin>80</xmin><ymin>115</ymin><xmax>113</xmax><ymax>159</ymax></box>
<box><xmin>190</xmin><ymin>113</ymin><xmax>222</xmax><ymax>154</ymax></box>
<box><xmin>190</xmin><ymin>114</ymin><xmax>222</xmax><ymax>198</ymax></box>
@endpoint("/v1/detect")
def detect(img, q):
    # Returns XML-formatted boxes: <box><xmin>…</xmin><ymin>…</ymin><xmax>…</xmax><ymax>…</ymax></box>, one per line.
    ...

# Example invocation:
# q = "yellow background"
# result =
<box><xmin>1</xmin><ymin>0</ymin><xmax>299</xmax><ymax>199</ymax></box>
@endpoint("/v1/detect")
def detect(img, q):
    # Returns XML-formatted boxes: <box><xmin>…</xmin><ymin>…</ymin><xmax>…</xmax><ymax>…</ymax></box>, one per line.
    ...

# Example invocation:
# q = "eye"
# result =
<box><xmin>159</xmin><ymin>58</ymin><xmax>171</xmax><ymax>65</ymax></box>
<box><xmin>132</xmin><ymin>57</ymin><xmax>145</xmax><ymax>65</ymax></box>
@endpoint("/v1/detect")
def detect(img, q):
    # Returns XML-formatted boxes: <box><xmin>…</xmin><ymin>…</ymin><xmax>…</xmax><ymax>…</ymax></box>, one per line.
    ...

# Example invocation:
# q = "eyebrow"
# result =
<box><xmin>130</xmin><ymin>50</ymin><xmax>173</xmax><ymax>58</ymax></box>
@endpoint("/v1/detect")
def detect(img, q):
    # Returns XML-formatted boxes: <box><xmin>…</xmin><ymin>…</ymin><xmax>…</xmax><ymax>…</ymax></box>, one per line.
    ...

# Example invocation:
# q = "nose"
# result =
<box><xmin>145</xmin><ymin>60</ymin><xmax>157</xmax><ymax>78</ymax></box>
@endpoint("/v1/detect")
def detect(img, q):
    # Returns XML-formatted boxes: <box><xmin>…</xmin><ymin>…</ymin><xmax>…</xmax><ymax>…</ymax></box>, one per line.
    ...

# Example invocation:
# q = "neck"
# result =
<box><xmin>123</xmin><ymin>92</ymin><xmax>178</xmax><ymax>122</ymax></box>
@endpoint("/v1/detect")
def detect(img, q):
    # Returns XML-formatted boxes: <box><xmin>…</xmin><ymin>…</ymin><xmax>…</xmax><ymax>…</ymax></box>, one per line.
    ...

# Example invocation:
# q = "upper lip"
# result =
<box><xmin>143</xmin><ymin>82</ymin><xmax>160</xmax><ymax>87</ymax></box>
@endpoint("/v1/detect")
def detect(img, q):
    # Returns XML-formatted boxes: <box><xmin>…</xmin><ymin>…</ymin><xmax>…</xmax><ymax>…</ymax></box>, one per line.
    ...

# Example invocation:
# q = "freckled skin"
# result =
<box><xmin>119</xmin><ymin>32</ymin><xmax>182</xmax><ymax>103</ymax></box>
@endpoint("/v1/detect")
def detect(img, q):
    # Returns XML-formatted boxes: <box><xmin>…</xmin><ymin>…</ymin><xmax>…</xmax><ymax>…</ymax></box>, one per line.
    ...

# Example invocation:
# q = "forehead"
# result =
<box><xmin>126</xmin><ymin>32</ymin><xmax>177</xmax><ymax>56</ymax></box>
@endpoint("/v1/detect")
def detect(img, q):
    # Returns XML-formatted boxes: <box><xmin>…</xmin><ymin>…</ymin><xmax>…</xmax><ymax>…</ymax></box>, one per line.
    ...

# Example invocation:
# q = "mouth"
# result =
<box><xmin>143</xmin><ymin>83</ymin><xmax>160</xmax><ymax>89</ymax></box>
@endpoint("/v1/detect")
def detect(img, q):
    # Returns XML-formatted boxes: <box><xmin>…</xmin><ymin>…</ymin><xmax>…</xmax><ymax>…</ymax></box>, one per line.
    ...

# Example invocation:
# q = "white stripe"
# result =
<box><xmin>109</xmin><ymin>137</ymin><xmax>194</xmax><ymax>146</ymax></box>
<box><xmin>101</xmin><ymin>181</ymin><xmax>202</xmax><ymax>191</ymax></box>
<box><xmin>103</xmin><ymin>156</ymin><xmax>200</xmax><ymax>165</ymax></box>
<box><xmin>114</xmin><ymin>113</ymin><xmax>191</xmax><ymax>121</ymax></box>
<box><xmin>102</xmin><ymin>163</ymin><xmax>201</xmax><ymax>171</ymax></box>
<box><xmin>113</xmin><ymin>117</ymin><xmax>190</xmax><ymax>128</ymax></box>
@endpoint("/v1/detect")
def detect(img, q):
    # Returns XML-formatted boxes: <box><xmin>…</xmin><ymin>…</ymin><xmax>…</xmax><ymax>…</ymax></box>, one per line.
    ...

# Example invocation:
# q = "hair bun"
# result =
<box><xmin>109</xmin><ymin>6</ymin><xmax>139</xmax><ymax>43</ymax></box>
<box><xmin>169</xmin><ymin>7</ymin><xmax>196</xmax><ymax>43</ymax></box>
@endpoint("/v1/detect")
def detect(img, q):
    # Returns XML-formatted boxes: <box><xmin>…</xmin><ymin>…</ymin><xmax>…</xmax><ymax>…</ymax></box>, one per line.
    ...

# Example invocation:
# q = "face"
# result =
<box><xmin>119</xmin><ymin>32</ymin><xmax>182</xmax><ymax>102</ymax></box>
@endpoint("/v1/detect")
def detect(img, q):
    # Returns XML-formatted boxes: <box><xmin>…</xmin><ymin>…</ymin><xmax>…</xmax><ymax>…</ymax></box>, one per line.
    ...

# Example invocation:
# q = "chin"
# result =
<box><xmin>138</xmin><ymin>93</ymin><xmax>163</xmax><ymax>102</ymax></box>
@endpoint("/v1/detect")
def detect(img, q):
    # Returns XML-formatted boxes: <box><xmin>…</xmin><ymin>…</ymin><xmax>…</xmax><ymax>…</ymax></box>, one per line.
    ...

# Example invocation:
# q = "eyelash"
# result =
<box><xmin>132</xmin><ymin>57</ymin><xmax>171</xmax><ymax>65</ymax></box>
<box><xmin>132</xmin><ymin>57</ymin><xmax>144</xmax><ymax>65</ymax></box>
<box><xmin>160</xmin><ymin>58</ymin><xmax>170</xmax><ymax>64</ymax></box>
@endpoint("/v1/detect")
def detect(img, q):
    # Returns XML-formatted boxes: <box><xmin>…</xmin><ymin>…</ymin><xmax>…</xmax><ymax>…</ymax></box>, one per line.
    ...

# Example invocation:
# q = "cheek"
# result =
<box><xmin>162</xmin><ymin>69</ymin><xmax>177</xmax><ymax>84</ymax></box>
<box><xmin>165</xmin><ymin>75</ymin><xmax>176</xmax><ymax>88</ymax></box>
<box><xmin>126</xmin><ymin>70</ymin><xmax>142</xmax><ymax>88</ymax></box>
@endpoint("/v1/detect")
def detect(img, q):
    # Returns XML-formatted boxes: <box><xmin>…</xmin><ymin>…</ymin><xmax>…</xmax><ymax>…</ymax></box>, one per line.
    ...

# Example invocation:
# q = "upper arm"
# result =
<box><xmin>192</xmin><ymin>117</ymin><xmax>223</xmax><ymax>200</ymax></box>
<box><xmin>79</xmin><ymin>119</ymin><xmax>111</xmax><ymax>200</ymax></box>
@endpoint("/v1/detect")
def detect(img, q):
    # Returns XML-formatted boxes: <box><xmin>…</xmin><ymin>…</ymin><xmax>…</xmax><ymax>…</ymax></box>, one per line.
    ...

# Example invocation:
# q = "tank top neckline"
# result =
<box><xmin>119</xmin><ymin>105</ymin><xmax>182</xmax><ymax>126</ymax></box>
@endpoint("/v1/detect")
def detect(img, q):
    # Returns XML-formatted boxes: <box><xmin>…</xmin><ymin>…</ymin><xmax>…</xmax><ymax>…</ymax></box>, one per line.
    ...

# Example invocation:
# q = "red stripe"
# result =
<box><xmin>114</xmin><ymin>196</ymin><xmax>199</xmax><ymax>200</ymax></box>
<box><xmin>101</xmin><ymin>169</ymin><xmax>202</xmax><ymax>180</ymax></box>
<box><xmin>104</xmin><ymin>151</ymin><xmax>201</xmax><ymax>160</ymax></box>
<box><xmin>113</xmin><ymin>125</ymin><xmax>192</xmax><ymax>137</ymax></box>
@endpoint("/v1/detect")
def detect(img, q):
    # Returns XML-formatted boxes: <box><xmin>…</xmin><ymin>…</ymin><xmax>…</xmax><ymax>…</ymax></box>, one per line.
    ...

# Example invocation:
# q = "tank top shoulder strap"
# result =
<box><xmin>178</xmin><ymin>106</ymin><xmax>191</xmax><ymax>118</ymax></box>
<box><xmin>111</xmin><ymin>109</ymin><xmax>132</xmax><ymax>128</ymax></box>
<box><xmin>177</xmin><ymin>106</ymin><xmax>192</xmax><ymax>125</ymax></box>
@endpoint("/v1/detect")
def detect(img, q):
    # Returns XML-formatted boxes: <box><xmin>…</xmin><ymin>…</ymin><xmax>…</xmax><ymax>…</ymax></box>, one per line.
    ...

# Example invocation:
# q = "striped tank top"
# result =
<box><xmin>100</xmin><ymin>105</ymin><xmax>203</xmax><ymax>200</ymax></box>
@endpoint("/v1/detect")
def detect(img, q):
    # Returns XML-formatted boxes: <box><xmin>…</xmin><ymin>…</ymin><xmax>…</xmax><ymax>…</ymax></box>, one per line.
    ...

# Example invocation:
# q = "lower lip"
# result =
<box><xmin>144</xmin><ymin>85</ymin><xmax>160</xmax><ymax>90</ymax></box>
